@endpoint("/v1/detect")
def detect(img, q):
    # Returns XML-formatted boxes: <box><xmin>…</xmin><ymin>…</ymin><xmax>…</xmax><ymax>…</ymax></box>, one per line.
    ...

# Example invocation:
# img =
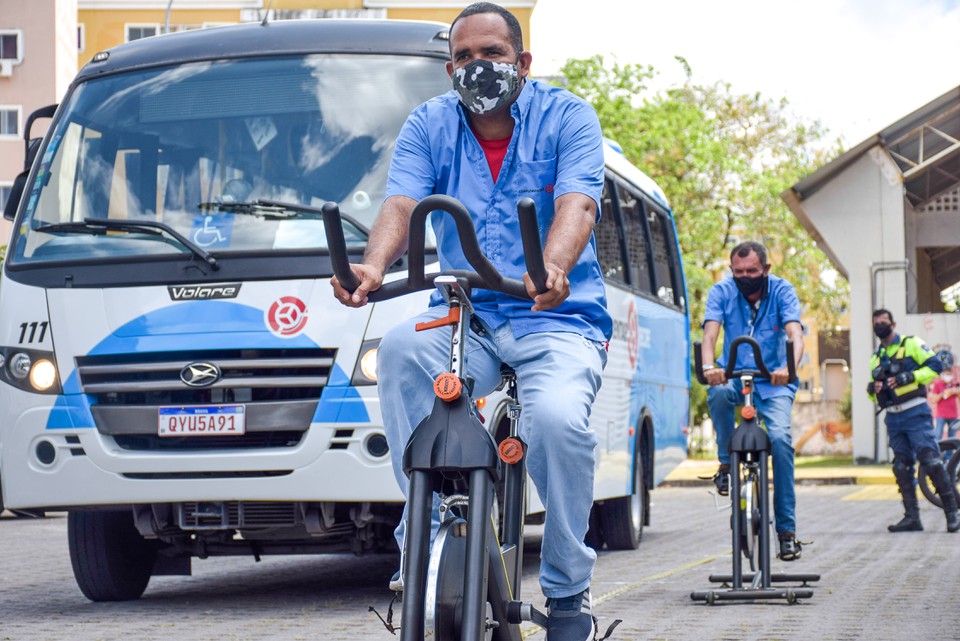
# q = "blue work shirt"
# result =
<box><xmin>703</xmin><ymin>275</ymin><xmax>802</xmax><ymax>399</ymax></box>
<box><xmin>384</xmin><ymin>79</ymin><xmax>612</xmax><ymax>343</ymax></box>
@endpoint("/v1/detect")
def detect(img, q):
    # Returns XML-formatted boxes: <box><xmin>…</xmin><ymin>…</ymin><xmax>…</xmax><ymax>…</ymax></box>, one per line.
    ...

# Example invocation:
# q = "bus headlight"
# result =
<box><xmin>0</xmin><ymin>347</ymin><xmax>62</xmax><ymax>394</ymax></box>
<box><xmin>30</xmin><ymin>359</ymin><xmax>57</xmax><ymax>391</ymax></box>
<box><xmin>9</xmin><ymin>352</ymin><xmax>31</xmax><ymax>380</ymax></box>
<box><xmin>351</xmin><ymin>339</ymin><xmax>380</xmax><ymax>386</ymax></box>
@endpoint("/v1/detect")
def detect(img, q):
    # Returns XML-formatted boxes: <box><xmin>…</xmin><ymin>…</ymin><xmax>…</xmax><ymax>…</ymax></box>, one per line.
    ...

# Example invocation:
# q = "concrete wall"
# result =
<box><xmin>799</xmin><ymin>147</ymin><xmax>960</xmax><ymax>461</ymax></box>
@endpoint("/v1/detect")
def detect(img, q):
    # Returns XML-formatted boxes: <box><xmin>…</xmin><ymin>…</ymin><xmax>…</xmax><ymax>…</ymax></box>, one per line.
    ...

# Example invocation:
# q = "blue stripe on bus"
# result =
<box><xmin>45</xmin><ymin>301</ymin><xmax>368</xmax><ymax>429</ymax></box>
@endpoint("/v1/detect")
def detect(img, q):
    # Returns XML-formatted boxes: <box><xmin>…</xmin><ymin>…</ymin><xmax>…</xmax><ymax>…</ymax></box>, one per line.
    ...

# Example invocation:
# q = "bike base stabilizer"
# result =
<box><xmin>690</xmin><ymin>587</ymin><xmax>814</xmax><ymax>604</ymax></box>
<box><xmin>708</xmin><ymin>572</ymin><xmax>820</xmax><ymax>587</ymax></box>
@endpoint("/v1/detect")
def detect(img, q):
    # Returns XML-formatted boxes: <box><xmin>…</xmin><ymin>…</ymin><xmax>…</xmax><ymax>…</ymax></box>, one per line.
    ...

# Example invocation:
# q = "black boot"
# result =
<box><xmin>889</xmin><ymin>461</ymin><xmax>923</xmax><ymax>532</ymax></box>
<box><xmin>924</xmin><ymin>461</ymin><xmax>960</xmax><ymax>533</ymax></box>
<box><xmin>888</xmin><ymin>499</ymin><xmax>923</xmax><ymax>532</ymax></box>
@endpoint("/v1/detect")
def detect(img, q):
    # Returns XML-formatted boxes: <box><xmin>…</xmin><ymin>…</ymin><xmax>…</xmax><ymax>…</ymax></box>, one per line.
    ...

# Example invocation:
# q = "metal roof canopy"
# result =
<box><xmin>886</xmin><ymin>102</ymin><xmax>960</xmax><ymax>208</ymax></box>
<box><xmin>789</xmin><ymin>85</ymin><xmax>960</xmax><ymax>204</ymax></box>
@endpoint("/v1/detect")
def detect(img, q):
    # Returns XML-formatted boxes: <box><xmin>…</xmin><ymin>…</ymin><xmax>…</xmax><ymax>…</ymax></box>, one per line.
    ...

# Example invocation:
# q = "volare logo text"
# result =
<box><xmin>168</xmin><ymin>284</ymin><xmax>242</xmax><ymax>300</ymax></box>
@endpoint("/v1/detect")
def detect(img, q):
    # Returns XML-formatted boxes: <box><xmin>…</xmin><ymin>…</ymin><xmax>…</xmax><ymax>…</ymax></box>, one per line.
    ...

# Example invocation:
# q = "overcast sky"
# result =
<box><xmin>530</xmin><ymin>0</ymin><xmax>960</xmax><ymax>147</ymax></box>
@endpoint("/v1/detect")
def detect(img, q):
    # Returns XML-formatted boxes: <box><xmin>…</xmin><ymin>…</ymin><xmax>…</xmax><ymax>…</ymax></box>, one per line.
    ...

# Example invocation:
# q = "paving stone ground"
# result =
<box><xmin>1</xmin><ymin>485</ymin><xmax>957</xmax><ymax>641</ymax></box>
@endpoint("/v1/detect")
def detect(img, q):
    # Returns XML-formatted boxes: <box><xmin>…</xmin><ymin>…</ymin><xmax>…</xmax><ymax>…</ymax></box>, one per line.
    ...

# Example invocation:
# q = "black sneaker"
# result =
<box><xmin>778</xmin><ymin>531</ymin><xmax>802</xmax><ymax>561</ymax></box>
<box><xmin>713</xmin><ymin>464</ymin><xmax>730</xmax><ymax>496</ymax></box>
<box><xmin>546</xmin><ymin>589</ymin><xmax>594</xmax><ymax>641</ymax></box>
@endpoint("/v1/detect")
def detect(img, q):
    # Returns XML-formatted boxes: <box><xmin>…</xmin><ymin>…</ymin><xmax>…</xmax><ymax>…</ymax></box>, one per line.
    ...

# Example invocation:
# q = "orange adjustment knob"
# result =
<box><xmin>498</xmin><ymin>437</ymin><xmax>524</xmax><ymax>464</ymax></box>
<box><xmin>741</xmin><ymin>406</ymin><xmax>756</xmax><ymax>420</ymax></box>
<box><xmin>433</xmin><ymin>372</ymin><xmax>462</xmax><ymax>401</ymax></box>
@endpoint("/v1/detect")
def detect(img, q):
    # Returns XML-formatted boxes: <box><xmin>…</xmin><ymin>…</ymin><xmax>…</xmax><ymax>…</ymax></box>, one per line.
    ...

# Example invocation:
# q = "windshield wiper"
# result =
<box><xmin>36</xmin><ymin>218</ymin><xmax>219</xmax><ymax>270</ymax></box>
<box><xmin>198</xmin><ymin>199</ymin><xmax>370</xmax><ymax>236</ymax></box>
<box><xmin>197</xmin><ymin>200</ymin><xmax>294</xmax><ymax>217</ymax></box>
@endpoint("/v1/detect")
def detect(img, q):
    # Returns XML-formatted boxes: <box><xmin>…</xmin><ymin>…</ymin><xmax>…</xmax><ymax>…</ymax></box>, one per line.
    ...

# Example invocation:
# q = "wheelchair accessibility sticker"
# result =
<box><xmin>192</xmin><ymin>215</ymin><xmax>234</xmax><ymax>248</ymax></box>
<box><xmin>266</xmin><ymin>296</ymin><xmax>309</xmax><ymax>337</ymax></box>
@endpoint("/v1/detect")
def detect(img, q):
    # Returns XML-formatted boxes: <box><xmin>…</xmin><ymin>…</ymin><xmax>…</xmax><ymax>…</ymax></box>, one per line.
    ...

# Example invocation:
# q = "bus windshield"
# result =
<box><xmin>12</xmin><ymin>54</ymin><xmax>450</xmax><ymax>265</ymax></box>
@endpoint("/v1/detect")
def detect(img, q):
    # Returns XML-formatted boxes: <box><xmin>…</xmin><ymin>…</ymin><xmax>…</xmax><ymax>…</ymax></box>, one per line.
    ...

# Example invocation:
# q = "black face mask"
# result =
<box><xmin>874</xmin><ymin>323</ymin><xmax>893</xmax><ymax>340</ymax></box>
<box><xmin>734</xmin><ymin>275</ymin><xmax>767</xmax><ymax>298</ymax></box>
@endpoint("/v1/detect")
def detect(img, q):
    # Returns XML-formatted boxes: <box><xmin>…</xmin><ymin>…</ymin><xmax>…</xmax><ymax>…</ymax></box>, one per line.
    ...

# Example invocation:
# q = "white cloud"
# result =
<box><xmin>530</xmin><ymin>0</ymin><xmax>960</xmax><ymax>145</ymax></box>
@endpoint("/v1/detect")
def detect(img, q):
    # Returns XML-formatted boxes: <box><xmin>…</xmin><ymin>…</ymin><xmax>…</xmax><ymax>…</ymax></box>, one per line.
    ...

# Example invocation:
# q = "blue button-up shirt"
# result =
<box><xmin>703</xmin><ymin>275</ymin><xmax>802</xmax><ymax>398</ymax></box>
<box><xmin>384</xmin><ymin>79</ymin><xmax>612</xmax><ymax>342</ymax></box>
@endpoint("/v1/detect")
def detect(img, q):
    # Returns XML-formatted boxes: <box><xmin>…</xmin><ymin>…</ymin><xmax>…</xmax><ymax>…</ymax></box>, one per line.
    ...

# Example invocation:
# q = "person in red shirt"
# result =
<box><xmin>929</xmin><ymin>350</ymin><xmax>960</xmax><ymax>438</ymax></box>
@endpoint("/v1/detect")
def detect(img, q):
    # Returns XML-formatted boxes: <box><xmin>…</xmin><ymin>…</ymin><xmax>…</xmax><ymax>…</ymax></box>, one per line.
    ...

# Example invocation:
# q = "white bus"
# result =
<box><xmin>0</xmin><ymin>19</ymin><xmax>688</xmax><ymax>601</ymax></box>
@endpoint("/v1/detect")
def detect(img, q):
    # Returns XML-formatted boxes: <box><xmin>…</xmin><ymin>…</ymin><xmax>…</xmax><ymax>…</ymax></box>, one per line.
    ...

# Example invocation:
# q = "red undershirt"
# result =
<box><xmin>476</xmin><ymin>134</ymin><xmax>512</xmax><ymax>183</ymax></box>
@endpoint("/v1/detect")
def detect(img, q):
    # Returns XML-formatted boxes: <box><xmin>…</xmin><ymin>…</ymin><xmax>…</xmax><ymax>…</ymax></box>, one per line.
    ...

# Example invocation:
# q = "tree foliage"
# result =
<box><xmin>558</xmin><ymin>56</ymin><xmax>848</xmax><ymax>334</ymax></box>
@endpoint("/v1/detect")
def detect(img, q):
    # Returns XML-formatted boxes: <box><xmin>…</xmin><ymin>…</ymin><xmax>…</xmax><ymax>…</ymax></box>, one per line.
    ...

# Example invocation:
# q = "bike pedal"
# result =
<box><xmin>506</xmin><ymin>601</ymin><xmax>548</xmax><ymax>628</ymax></box>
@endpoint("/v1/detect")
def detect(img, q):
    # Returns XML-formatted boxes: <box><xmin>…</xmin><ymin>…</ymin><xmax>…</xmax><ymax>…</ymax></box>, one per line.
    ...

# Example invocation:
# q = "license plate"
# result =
<box><xmin>158</xmin><ymin>405</ymin><xmax>246</xmax><ymax>437</ymax></box>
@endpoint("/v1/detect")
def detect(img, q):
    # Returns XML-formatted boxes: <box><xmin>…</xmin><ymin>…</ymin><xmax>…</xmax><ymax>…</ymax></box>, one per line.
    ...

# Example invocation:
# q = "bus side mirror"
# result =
<box><xmin>25</xmin><ymin>137</ymin><xmax>42</xmax><ymax>171</ymax></box>
<box><xmin>3</xmin><ymin>171</ymin><xmax>28</xmax><ymax>221</ymax></box>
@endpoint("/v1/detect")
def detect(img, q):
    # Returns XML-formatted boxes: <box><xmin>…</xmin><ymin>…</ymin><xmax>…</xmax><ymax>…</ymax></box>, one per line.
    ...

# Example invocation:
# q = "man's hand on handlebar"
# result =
<box><xmin>330</xmin><ymin>264</ymin><xmax>383</xmax><ymax>308</ymax></box>
<box><xmin>704</xmin><ymin>368</ymin><xmax>727</xmax><ymax>387</ymax></box>
<box><xmin>526</xmin><ymin>262</ymin><xmax>569</xmax><ymax>312</ymax></box>
<box><xmin>770</xmin><ymin>366</ymin><xmax>794</xmax><ymax>386</ymax></box>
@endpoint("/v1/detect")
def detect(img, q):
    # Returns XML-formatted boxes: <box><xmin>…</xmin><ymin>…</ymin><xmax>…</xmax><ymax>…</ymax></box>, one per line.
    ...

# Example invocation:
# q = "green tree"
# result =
<box><xmin>558</xmin><ymin>56</ymin><xmax>849</xmax><ymax>423</ymax></box>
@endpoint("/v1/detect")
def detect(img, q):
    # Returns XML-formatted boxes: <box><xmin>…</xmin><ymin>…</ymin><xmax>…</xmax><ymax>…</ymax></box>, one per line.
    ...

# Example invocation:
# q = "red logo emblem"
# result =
<box><xmin>545</xmin><ymin>184</ymin><xmax>555</xmax><ymax>194</ymax></box>
<box><xmin>267</xmin><ymin>296</ymin><xmax>308</xmax><ymax>337</ymax></box>
<box><xmin>627</xmin><ymin>300</ymin><xmax>639</xmax><ymax>370</ymax></box>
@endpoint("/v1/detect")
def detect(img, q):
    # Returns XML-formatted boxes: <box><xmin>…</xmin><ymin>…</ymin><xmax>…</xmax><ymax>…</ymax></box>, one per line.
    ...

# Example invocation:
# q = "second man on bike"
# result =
<box><xmin>700</xmin><ymin>241</ymin><xmax>805</xmax><ymax>561</ymax></box>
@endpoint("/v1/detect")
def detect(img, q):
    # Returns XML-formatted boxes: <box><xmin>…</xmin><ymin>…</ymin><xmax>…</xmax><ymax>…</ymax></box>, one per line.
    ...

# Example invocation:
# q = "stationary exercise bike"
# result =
<box><xmin>690</xmin><ymin>336</ymin><xmax>819</xmax><ymax>604</ymax></box>
<box><xmin>323</xmin><ymin>194</ymin><xmax>551</xmax><ymax>640</ymax></box>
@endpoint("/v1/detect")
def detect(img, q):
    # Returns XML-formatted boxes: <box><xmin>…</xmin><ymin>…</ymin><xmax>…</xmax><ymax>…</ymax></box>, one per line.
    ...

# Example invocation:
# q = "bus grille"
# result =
<box><xmin>114</xmin><ymin>431</ymin><xmax>305</xmax><ymax>451</ymax></box>
<box><xmin>75</xmin><ymin>348</ymin><xmax>335</xmax><ymax>449</ymax></box>
<box><xmin>178</xmin><ymin>501</ymin><xmax>301</xmax><ymax>529</ymax></box>
<box><xmin>75</xmin><ymin>348</ymin><xmax>335</xmax><ymax>405</ymax></box>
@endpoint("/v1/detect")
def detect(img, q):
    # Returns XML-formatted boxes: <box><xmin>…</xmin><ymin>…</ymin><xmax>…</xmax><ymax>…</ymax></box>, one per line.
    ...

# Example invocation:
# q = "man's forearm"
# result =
<box><xmin>542</xmin><ymin>194</ymin><xmax>596</xmax><ymax>272</ymax></box>
<box><xmin>701</xmin><ymin>321</ymin><xmax>720</xmax><ymax>366</ymax></box>
<box><xmin>786</xmin><ymin>322</ymin><xmax>804</xmax><ymax>369</ymax></box>
<box><xmin>363</xmin><ymin>196</ymin><xmax>414</xmax><ymax>273</ymax></box>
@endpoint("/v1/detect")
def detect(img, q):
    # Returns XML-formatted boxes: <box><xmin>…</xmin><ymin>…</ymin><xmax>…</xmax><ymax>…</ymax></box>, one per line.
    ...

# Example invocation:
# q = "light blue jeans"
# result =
<box><xmin>936</xmin><ymin>417</ymin><xmax>960</xmax><ymax>439</ymax></box>
<box><xmin>377</xmin><ymin>306</ymin><xmax>607</xmax><ymax>598</ymax></box>
<box><xmin>707</xmin><ymin>381</ymin><xmax>797</xmax><ymax>534</ymax></box>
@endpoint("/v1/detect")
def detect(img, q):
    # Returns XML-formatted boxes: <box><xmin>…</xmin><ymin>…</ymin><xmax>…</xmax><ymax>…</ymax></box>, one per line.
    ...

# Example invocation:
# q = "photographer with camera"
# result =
<box><xmin>868</xmin><ymin>309</ymin><xmax>959</xmax><ymax>533</ymax></box>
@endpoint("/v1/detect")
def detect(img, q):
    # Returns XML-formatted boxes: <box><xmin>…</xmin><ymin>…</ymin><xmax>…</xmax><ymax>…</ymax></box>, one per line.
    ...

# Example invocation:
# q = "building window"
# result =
<box><xmin>0</xmin><ymin>183</ymin><xmax>12</xmax><ymax>210</ymax></box>
<box><xmin>78</xmin><ymin>24</ymin><xmax>85</xmax><ymax>52</ymax></box>
<box><xmin>0</xmin><ymin>106</ymin><xmax>21</xmax><ymax>138</ymax></box>
<box><xmin>0</xmin><ymin>30</ymin><xmax>22</xmax><ymax>61</ymax></box>
<box><xmin>126</xmin><ymin>25</ymin><xmax>159</xmax><ymax>42</ymax></box>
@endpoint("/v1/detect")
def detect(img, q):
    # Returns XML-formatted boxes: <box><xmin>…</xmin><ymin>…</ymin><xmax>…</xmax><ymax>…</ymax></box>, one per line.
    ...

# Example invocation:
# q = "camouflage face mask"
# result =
<box><xmin>452</xmin><ymin>59</ymin><xmax>520</xmax><ymax>115</ymax></box>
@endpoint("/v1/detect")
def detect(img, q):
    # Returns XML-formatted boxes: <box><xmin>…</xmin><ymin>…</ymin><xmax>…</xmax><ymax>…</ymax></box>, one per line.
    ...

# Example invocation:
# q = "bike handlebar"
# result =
<box><xmin>322</xmin><ymin>194</ymin><xmax>548</xmax><ymax>303</ymax></box>
<box><xmin>693</xmin><ymin>336</ymin><xmax>797</xmax><ymax>385</ymax></box>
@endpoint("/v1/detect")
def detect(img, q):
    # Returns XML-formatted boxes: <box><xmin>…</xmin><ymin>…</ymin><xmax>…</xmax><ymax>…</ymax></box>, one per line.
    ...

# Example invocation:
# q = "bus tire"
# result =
<box><xmin>584</xmin><ymin>504</ymin><xmax>604</xmax><ymax>550</ymax></box>
<box><xmin>68</xmin><ymin>510</ymin><xmax>157</xmax><ymax>601</ymax></box>
<box><xmin>598</xmin><ymin>450</ymin><xmax>646</xmax><ymax>550</ymax></box>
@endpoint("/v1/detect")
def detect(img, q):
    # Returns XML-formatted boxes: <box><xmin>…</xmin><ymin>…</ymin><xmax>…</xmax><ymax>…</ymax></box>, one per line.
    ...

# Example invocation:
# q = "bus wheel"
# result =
<box><xmin>584</xmin><ymin>504</ymin><xmax>604</xmax><ymax>550</ymax></box>
<box><xmin>598</xmin><ymin>451</ymin><xmax>646</xmax><ymax>550</ymax></box>
<box><xmin>68</xmin><ymin>511</ymin><xmax>157</xmax><ymax>601</ymax></box>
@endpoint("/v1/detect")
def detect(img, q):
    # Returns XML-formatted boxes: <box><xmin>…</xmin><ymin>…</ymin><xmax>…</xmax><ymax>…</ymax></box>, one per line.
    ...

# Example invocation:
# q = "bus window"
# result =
<box><xmin>596</xmin><ymin>179</ymin><xmax>626</xmax><ymax>283</ymax></box>
<box><xmin>649</xmin><ymin>207</ymin><xmax>683</xmax><ymax>309</ymax></box>
<box><xmin>617</xmin><ymin>182</ymin><xmax>654</xmax><ymax>295</ymax></box>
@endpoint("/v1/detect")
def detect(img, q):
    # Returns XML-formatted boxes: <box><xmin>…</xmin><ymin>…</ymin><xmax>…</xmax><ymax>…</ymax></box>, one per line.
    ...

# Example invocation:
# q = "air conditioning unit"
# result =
<box><xmin>0</xmin><ymin>60</ymin><xmax>13</xmax><ymax>77</ymax></box>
